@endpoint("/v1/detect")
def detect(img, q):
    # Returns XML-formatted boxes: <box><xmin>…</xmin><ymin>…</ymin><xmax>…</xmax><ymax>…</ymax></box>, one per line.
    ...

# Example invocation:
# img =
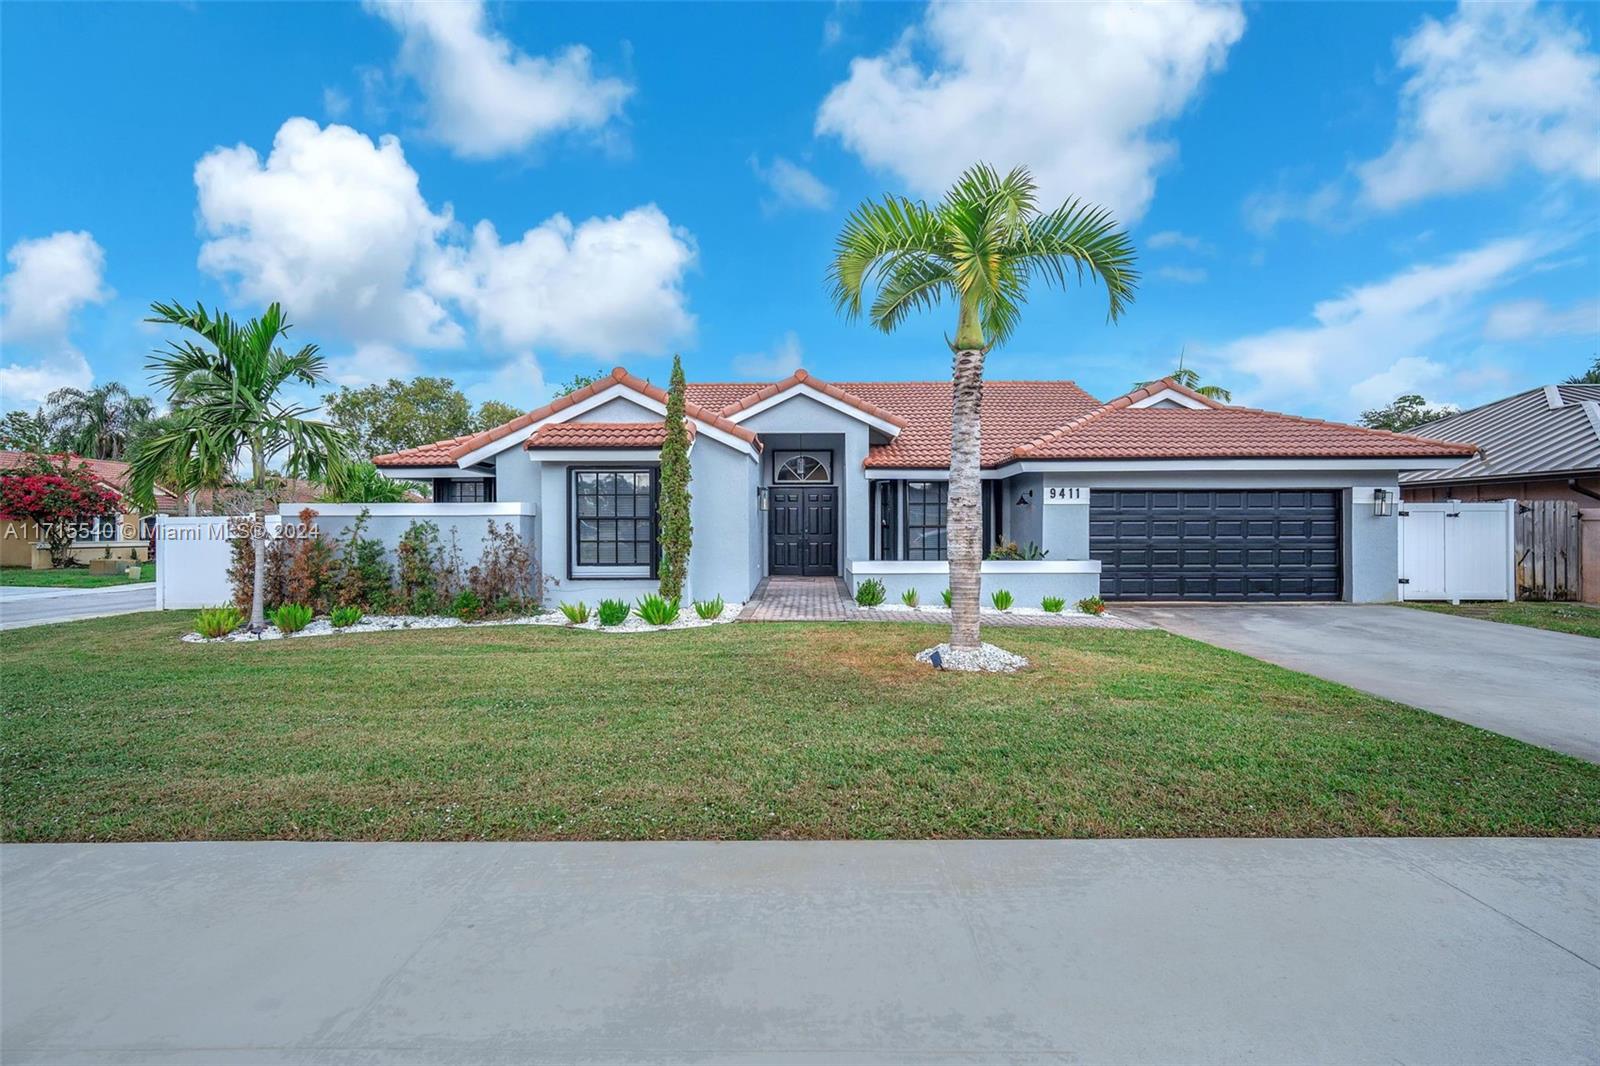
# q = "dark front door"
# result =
<box><xmin>770</xmin><ymin>486</ymin><xmax>838</xmax><ymax>575</ymax></box>
<box><xmin>1090</xmin><ymin>489</ymin><xmax>1341</xmax><ymax>601</ymax></box>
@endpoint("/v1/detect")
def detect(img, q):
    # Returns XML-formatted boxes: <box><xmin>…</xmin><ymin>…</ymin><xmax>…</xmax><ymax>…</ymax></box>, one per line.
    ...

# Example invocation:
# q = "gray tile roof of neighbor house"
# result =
<box><xmin>1400</xmin><ymin>384</ymin><xmax>1600</xmax><ymax>485</ymax></box>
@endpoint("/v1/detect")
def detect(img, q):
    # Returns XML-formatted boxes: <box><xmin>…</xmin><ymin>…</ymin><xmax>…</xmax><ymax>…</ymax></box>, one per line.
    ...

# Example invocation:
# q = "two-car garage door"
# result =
<box><xmin>1090</xmin><ymin>490</ymin><xmax>1341</xmax><ymax>601</ymax></box>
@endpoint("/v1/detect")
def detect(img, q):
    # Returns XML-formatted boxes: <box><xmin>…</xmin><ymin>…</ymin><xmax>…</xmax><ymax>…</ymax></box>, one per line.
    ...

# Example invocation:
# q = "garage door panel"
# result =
<box><xmin>1091</xmin><ymin>489</ymin><xmax>1341</xmax><ymax>602</ymax></box>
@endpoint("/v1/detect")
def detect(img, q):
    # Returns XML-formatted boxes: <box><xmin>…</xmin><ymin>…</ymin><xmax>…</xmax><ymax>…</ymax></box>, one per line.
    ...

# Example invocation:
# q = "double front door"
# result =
<box><xmin>769</xmin><ymin>486</ymin><xmax>838</xmax><ymax>576</ymax></box>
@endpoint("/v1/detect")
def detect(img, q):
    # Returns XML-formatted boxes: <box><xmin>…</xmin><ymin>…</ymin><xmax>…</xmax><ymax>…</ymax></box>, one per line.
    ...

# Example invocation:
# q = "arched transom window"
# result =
<box><xmin>774</xmin><ymin>451</ymin><xmax>832</xmax><ymax>484</ymax></box>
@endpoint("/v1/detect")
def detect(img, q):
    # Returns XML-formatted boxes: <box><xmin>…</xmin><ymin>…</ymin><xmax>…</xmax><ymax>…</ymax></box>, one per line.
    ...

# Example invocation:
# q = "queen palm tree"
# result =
<box><xmin>829</xmin><ymin>164</ymin><xmax>1137</xmax><ymax>653</ymax></box>
<box><xmin>129</xmin><ymin>301</ymin><xmax>352</xmax><ymax>631</ymax></box>
<box><xmin>41</xmin><ymin>382</ymin><xmax>155</xmax><ymax>459</ymax></box>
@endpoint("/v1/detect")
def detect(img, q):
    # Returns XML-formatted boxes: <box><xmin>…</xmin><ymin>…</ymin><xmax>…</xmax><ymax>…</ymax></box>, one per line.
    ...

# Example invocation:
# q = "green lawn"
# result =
<box><xmin>1</xmin><ymin>563</ymin><xmax>155</xmax><ymax>589</ymax></box>
<box><xmin>1404</xmin><ymin>600</ymin><xmax>1600</xmax><ymax>640</ymax></box>
<box><xmin>3</xmin><ymin>612</ymin><xmax>1596</xmax><ymax>842</ymax></box>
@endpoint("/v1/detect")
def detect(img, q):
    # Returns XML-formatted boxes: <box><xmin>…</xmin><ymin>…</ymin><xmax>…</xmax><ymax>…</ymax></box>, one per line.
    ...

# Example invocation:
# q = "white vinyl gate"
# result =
<box><xmin>1397</xmin><ymin>500</ymin><xmax>1516</xmax><ymax>602</ymax></box>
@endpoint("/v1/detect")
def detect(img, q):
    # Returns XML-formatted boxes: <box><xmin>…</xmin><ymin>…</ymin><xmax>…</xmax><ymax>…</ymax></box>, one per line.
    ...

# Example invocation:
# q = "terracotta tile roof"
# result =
<box><xmin>0</xmin><ymin>451</ymin><xmax>180</xmax><ymax>510</ymax></box>
<box><xmin>843</xmin><ymin>381</ymin><xmax>1105</xmax><ymax>468</ymax></box>
<box><xmin>684</xmin><ymin>382</ymin><xmax>765</xmax><ymax>410</ymax></box>
<box><xmin>1012</xmin><ymin>380</ymin><xmax>1477</xmax><ymax>461</ymax></box>
<box><xmin>714</xmin><ymin>369</ymin><xmax>908</xmax><ymax>428</ymax></box>
<box><xmin>371</xmin><ymin>435</ymin><xmax>478</xmax><ymax>467</ymax></box>
<box><xmin>524</xmin><ymin>421</ymin><xmax>693</xmax><ymax>450</ymax></box>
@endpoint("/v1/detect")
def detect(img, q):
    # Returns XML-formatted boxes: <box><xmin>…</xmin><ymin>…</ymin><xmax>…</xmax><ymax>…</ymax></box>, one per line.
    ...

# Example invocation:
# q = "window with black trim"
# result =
<box><xmin>571</xmin><ymin>468</ymin><xmax>655</xmax><ymax>577</ymax></box>
<box><xmin>773</xmin><ymin>450</ymin><xmax>832</xmax><ymax>483</ymax></box>
<box><xmin>442</xmin><ymin>479</ymin><xmax>490</xmax><ymax>503</ymax></box>
<box><xmin>904</xmin><ymin>481</ymin><xmax>947</xmax><ymax>560</ymax></box>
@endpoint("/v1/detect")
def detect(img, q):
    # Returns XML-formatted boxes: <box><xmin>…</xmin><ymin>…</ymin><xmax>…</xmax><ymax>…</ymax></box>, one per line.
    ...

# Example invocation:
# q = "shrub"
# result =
<box><xmin>657</xmin><ymin>354</ymin><xmax>692</xmax><ymax>600</ymax></box>
<box><xmin>330</xmin><ymin>605</ymin><xmax>363</xmax><ymax>628</ymax></box>
<box><xmin>469</xmin><ymin>520</ymin><xmax>541</xmax><ymax>613</ymax></box>
<box><xmin>900</xmin><ymin>588</ymin><xmax>920</xmax><ymax>608</ymax></box>
<box><xmin>597</xmin><ymin>598</ymin><xmax>631</xmax><ymax>626</ymax></box>
<box><xmin>693</xmin><ymin>595</ymin><xmax>725</xmax><ymax>620</ymax></box>
<box><xmin>195</xmin><ymin>604</ymin><xmax>243</xmax><ymax>639</ymax></box>
<box><xmin>0</xmin><ymin>453</ymin><xmax>122</xmax><ymax>567</ymax></box>
<box><xmin>286</xmin><ymin>509</ymin><xmax>339</xmax><ymax>613</ymax></box>
<box><xmin>940</xmin><ymin>588</ymin><xmax>952</xmax><ymax>608</ymax></box>
<box><xmin>636</xmin><ymin>593</ymin><xmax>681</xmax><ymax>626</ymax></box>
<box><xmin>335</xmin><ymin>510</ymin><xmax>391</xmax><ymax>612</ymax></box>
<box><xmin>559</xmin><ymin>601</ymin><xmax>590</xmax><ymax>624</ymax></box>
<box><xmin>452</xmin><ymin>588</ymin><xmax>482</xmax><ymax>622</ymax></box>
<box><xmin>396</xmin><ymin>519</ymin><xmax>443</xmax><ymax>615</ymax></box>
<box><xmin>269</xmin><ymin>602</ymin><xmax>314</xmax><ymax>634</ymax></box>
<box><xmin>1077</xmin><ymin>595</ymin><xmax>1107</xmax><ymax>616</ymax></box>
<box><xmin>990</xmin><ymin>589</ymin><xmax>1015</xmax><ymax>611</ymax></box>
<box><xmin>986</xmin><ymin>539</ymin><xmax>1048</xmax><ymax>561</ymax></box>
<box><xmin>855</xmin><ymin>578</ymin><xmax>886</xmax><ymax>606</ymax></box>
<box><xmin>1041</xmin><ymin>596</ymin><xmax>1065</xmax><ymax>613</ymax></box>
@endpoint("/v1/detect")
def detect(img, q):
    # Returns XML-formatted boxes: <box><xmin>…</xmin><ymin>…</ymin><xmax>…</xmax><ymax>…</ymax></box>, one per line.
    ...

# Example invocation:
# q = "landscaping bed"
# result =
<box><xmin>5</xmin><ymin>612</ymin><xmax>1598</xmax><ymax>842</ymax></box>
<box><xmin>183</xmin><ymin>603</ymin><xmax>743</xmax><ymax>642</ymax></box>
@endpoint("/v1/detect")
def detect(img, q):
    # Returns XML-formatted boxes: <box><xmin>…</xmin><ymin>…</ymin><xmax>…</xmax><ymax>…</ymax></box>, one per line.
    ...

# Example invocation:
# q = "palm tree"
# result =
<box><xmin>41</xmin><ymin>382</ymin><xmax>155</xmax><ymax>459</ymax></box>
<box><xmin>1169</xmin><ymin>366</ymin><xmax>1231</xmax><ymax>402</ymax></box>
<box><xmin>130</xmin><ymin>301</ymin><xmax>352</xmax><ymax>631</ymax></box>
<box><xmin>127</xmin><ymin>413</ymin><xmax>229</xmax><ymax>515</ymax></box>
<box><xmin>321</xmin><ymin>460</ymin><xmax>416</xmax><ymax>503</ymax></box>
<box><xmin>829</xmin><ymin>164</ymin><xmax>1137</xmax><ymax>653</ymax></box>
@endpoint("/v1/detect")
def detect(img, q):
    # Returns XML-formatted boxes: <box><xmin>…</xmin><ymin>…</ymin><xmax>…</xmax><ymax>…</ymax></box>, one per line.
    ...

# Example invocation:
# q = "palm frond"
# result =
<box><xmin>826</xmin><ymin>196</ymin><xmax>945</xmax><ymax>319</ymax></box>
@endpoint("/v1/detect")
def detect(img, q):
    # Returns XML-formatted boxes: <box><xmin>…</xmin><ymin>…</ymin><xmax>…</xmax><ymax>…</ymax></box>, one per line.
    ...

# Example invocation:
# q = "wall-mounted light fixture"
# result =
<box><xmin>756</xmin><ymin>486</ymin><xmax>770</xmax><ymax>511</ymax></box>
<box><xmin>1372</xmin><ymin>488</ymin><xmax>1394</xmax><ymax>517</ymax></box>
<box><xmin>1015</xmin><ymin>489</ymin><xmax>1034</xmax><ymax>507</ymax></box>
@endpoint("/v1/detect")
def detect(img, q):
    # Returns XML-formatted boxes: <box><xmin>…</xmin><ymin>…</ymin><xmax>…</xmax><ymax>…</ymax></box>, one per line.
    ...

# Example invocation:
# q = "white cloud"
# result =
<box><xmin>750</xmin><ymin>156</ymin><xmax>835</xmax><ymax>212</ymax></box>
<box><xmin>1215</xmin><ymin>237</ymin><xmax>1543</xmax><ymax>413</ymax></box>
<box><xmin>1241</xmin><ymin>178</ymin><xmax>1343</xmax><ymax>236</ymax></box>
<box><xmin>195</xmin><ymin>118</ymin><xmax>461</xmax><ymax>349</ymax></box>
<box><xmin>326</xmin><ymin>343</ymin><xmax>421</xmax><ymax>387</ymax></box>
<box><xmin>1157</xmin><ymin>266</ymin><xmax>1207</xmax><ymax>284</ymax></box>
<box><xmin>366</xmin><ymin>0</ymin><xmax>631</xmax><ymax>160</ymax></box>
<box><xmin>0</xmin><ymin>231</ymin><xmax>111</xmax><ymax>344</ymax></box>
<box><xmin>322</xmin><ymin>86</ymin><xmax>351</xmax><ymax>120</ymax></box>
<box><xmin>425</xmin><ymin>206</ymin><xmax>696</xmax><ymax>358</ymax></box>
<box><xmin>0</xmin><ymin>231</ymin><xmax>110</xmax><ymax>409</ymax></box>
<box><xmin>816</xmin><ymin>1</ymin><xmax>1244</xmax><ymax>222</ymax></box>
<box><xmin>1146</xmin><ymin>230</ymin><xmax>1209</xmax><ymax>253</ymax></box>
<box><xmin>1358</xmin><ymin>1</ymin><xmax>1600</xmax><ymax>210</ymax></box>
<box><xmin>732</xmin><ymin>332</ymin><xmax>805</xmax><ymax>378</ymax></box>
<box><xmin>468</xmin><ymin>352</ymin><xmax>547</xmax><ymax>412</ymax></box>
<box><xmin>1482</xmin><ymin>297</ymin><xmax>1600</xmax><ymax>341</ymax></box>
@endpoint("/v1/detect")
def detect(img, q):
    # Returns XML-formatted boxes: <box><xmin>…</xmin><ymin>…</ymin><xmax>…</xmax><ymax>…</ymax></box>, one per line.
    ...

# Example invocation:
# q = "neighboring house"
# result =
<box><xmin>1400</xmin><ymin>384</ymin><xmax>1600</xmax><ymax>504</ymax></box>
<box><xmin>372</xmin><ymin>368</ymin><xmax>1474</xmax><ymax>604</ymax></box>
<box><xmin>0</xmin><ymin>451</ymin><xmax>178</xmax><ymax>569</ymax></box>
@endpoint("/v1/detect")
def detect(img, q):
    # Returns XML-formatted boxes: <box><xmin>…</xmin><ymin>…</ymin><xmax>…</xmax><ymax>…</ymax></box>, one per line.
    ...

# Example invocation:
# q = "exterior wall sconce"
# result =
<box><xmin>756</xmin><ymin>486</ymin><xmax>770</xmax><ymax>511</ymax></box>
<box><xmin>1372</xmin><ymin>488</ymin><xmax>1394</xmax><ymax>517</ymax></box>
<box><xmin>1016</xmin><ymin>489</ymin><xmax>1034</xmax><ymax>507</ymax></box>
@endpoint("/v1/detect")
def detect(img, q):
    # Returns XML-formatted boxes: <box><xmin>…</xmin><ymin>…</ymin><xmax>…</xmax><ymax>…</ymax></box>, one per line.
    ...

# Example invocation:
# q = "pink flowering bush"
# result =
<box><xmin>0</xmin><ymin>454</ymin><xmax>122</xmax><ymax>566</ymax></box>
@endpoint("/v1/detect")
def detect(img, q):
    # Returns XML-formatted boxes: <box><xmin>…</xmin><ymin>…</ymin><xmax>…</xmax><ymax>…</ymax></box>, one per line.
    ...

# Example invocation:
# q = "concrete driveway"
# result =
<box><xmin>0</xmin><ymin>583</ymin><xmax>156</xmax><ymax>630</ymax></box>
<box><xmin>3</xmin><ymin>839</ymin><xmax>1596</xmax><ymax>1064</ymax></box>
<box><xmin>1127</xmin><ymin>604</ymin><xmax>1600</xmax><ymax>762</ymax></box>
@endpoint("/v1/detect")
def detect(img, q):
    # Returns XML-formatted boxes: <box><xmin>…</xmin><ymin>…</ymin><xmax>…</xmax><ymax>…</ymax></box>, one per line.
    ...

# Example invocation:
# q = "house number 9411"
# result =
<box><xmin>1045</xmin><ymin>486</ymin><xmax>1087</xmax><ymax>504</ymax></box>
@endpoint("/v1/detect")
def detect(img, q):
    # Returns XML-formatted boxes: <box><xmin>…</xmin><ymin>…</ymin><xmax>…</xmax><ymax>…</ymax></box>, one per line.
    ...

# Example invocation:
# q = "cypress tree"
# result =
<box><xmin>657</xmin><ymin>354</ymin><xmax>692</xmax><ymax>600</ymax></box>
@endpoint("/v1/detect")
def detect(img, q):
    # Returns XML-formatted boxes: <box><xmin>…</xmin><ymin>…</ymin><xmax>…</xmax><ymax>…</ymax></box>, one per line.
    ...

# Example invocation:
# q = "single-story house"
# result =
<box><xmin>1400</xmin><ymin>384</ymin><xmax>1600</xmax><ymax>504</ymax></box>
<box><xmin>0</xmin><ymin>451</ymin><xmax>177</xmax><ymax>569</ymax></box>
<box><xmin>371</xmin><ymin>367</ymin><xmax>1475</xmax><ymax>605</ymax></box>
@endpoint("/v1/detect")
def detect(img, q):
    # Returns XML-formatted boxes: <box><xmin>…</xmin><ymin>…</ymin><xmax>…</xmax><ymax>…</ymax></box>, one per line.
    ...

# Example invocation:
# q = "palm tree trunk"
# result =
<box><xmin>249</xmin><ymin>442</ymin><xmax>267</xmax><ymax>633</ymax></box>
<box><xmin>947</xmin><ymin>300</ymin><xmax>986</xmax><ymax>652</ymax></box>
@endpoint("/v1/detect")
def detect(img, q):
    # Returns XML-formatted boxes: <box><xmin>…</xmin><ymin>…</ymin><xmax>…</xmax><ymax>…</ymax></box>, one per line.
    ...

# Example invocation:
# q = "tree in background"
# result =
<box><xmin>1167</xmin><ymin>366</ymin><xmax>1231</xmax><ymax>402</ymax></box>
<box><xmin>554</xmin><ymin>373</ymin><xmax>598</xmax><ymax>397</ymax></box>
<box><xmin>474</xmin><ymin>400</ymin><xmax>521</xmax><ymax>430</ymax></box>
<box><xmin>656</xmin><ymin>354</ymin><xmax>692</xmax><ymax>601</ymax></box>
<box><xmin>321</xmin><ymin>461</ymin><xmax>417</xmax><ymax>504</ymax></box>
<box><xmin>1565</xmin><ymin>356</ymin><xmax>1600</xmax><ymax>385</ymax></box>
<box><xmin>0</xmin><ymin>410</ymin><xmax>50</xmax><ymax>452</ymax></box>
<box><xmin>39</xmin><ymin>383</ymin><xmax>155</xmax><ymax>460</ymax></box>
<box><xmin>0</xmin><ymin>454</ymin><xmax>122</xmax><ymax>567</ymax></box>
<box><xmin>1358</xmin><ymin>394</ymin><xmax>1455</xmax><ymax>432</ymax></box>
<box><xmin>829</xmin><ymin>163</ymin><xmax>1136</xmax><ymax>655</ymax></box>
<box><xmin>131</xmin><ymin>301</ymin><xmax>352</xmax><ymax>632</ymax></box>
<box><xmin>325</xmin><ymin>377</ymin><xmax>470</xmax><ymax>457</ymax></box>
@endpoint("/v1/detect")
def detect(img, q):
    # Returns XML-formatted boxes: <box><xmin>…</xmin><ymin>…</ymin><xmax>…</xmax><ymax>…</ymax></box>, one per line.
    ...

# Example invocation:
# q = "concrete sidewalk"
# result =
<box><xmin>0</xmin><ymin>583</ymin><xmax>156</xmax><ymax>630</ymax></box>
<box><xmin>3</xmin><ymin>839</ymin><xmax>1596</xmax><ymax>1064</ymax></box>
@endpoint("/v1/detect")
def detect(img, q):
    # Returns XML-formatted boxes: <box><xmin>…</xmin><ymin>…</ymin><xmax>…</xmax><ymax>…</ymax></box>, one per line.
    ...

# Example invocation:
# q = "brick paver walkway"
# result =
<box><xmin>737</xmin><ymin>577</ymin><xmax>1144</xmax><ymax>628</ymax></box>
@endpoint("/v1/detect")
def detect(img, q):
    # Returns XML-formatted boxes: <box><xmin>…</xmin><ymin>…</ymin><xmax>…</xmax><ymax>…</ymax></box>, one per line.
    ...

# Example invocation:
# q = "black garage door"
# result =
<box><xmin>1090</xmin><ymin>490</ymin><xmax>1341</xmax><ymax>601</ymax></box>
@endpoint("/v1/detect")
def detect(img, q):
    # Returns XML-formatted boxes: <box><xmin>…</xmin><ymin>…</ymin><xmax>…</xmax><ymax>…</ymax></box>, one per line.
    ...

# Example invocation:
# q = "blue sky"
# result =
<box><xmin>2</xmin><ymin>1</ymin><xmax>1596</xmax><ymax>422</ymax></box>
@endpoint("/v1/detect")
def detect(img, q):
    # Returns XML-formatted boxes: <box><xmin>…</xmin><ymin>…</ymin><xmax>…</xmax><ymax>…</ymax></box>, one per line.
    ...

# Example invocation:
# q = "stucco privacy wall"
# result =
<box><xmin>279</xmin><ymin>503</ymin><xmax>540</xmax><ymax>592</ymax></box>
<box><xmin>1043</xmin><ymin>470</ymin><xmax>1401</xmax><ymax>603</ymax></box>
<box><xmin>846</xmin><ymin>560</ymin><xmax>1100</xmax><ymax>607</ymax></box>
<box><xmin>741</xmin><ymin>394</ymin><xmax>873</xmax><ymax>571</ymax></box>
